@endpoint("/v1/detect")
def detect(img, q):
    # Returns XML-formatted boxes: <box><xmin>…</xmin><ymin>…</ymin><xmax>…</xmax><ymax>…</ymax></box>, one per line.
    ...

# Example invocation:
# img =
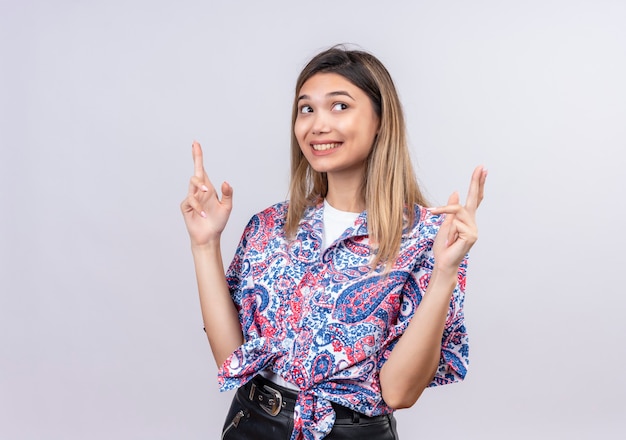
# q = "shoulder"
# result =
<box><xmin>242</xmin><ymin>201</ymin><xmax>289</xmax><ymax>235</ymax></box>
<box><xmin>252</xmin><ymin>200</ymin><xmax>289</xmax><ymax>221</ymax></box>
<box><xmin>402</xmin><ymin>204</ymin><xmax>445</xmax><ymax>240</ymax></box>
<box><xmin>235</xmin><ymin>201</ymin><xmax>290</xmax><ymax>255</ymax></box>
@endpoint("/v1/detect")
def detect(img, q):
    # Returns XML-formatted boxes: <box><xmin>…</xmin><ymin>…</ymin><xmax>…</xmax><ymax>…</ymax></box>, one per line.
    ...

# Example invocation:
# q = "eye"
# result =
<box><xmin>332</xmin><ymin>102</ymin><xmax>348</xmax><ymax>111</ymax></box>
<box><xmin>299</xmin><ymin>105</ymin><xmax>313</xmax><ymax>114</ymax></box>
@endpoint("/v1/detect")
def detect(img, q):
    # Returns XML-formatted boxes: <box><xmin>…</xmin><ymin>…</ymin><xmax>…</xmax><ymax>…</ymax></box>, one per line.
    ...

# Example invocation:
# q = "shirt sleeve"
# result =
<box><xmin>376</xmin><ymin>230</ymin><xmax>470</xmax><ymax>387</ymax></box>
<box><xmin>225</xmin><ymin>223</ymin><xmax>248</xmax><ymax>310</ymax></box>
<box><xmin>428</xmin><ymin>257</ymin><xmax>470</xmax><ymax>386</ymax></box>
<box><xmin>225</xmin><ymin>215</ymin><xmax>261</xmax><ymax>339</ymax></box>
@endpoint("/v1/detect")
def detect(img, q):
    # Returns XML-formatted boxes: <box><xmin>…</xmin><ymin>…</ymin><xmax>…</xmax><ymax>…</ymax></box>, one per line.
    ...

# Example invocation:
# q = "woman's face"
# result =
<box><xmin>294</xmin><ymin>72</ymin><xmax>380</xmax><ymax>179</ymax></box>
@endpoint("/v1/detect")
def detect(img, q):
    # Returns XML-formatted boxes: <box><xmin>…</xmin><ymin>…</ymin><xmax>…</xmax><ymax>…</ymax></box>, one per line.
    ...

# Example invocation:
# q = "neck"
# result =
<box><xmin>325</xmin><ymin>173</ymin><xmax>366</xmax><ymax>213</ymax></box>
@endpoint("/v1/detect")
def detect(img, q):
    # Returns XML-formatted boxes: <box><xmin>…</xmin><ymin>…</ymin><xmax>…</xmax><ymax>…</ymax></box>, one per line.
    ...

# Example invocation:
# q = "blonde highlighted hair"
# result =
<box><xmin>286</xmin><ymin>46</ymin><xmax>427</xmax><ymax>268</ymax></box>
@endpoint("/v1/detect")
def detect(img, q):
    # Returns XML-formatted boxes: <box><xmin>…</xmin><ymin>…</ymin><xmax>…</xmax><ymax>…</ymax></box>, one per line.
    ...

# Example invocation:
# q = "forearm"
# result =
<box><xmin>379</xmin><ymin>266</ymin><xmax>457</xmax><ymax>409</ymax></box>
<box><xmin>191</xmin><ymin>241</ymin><xmax>244</xmax><ymax>367</ymax></box>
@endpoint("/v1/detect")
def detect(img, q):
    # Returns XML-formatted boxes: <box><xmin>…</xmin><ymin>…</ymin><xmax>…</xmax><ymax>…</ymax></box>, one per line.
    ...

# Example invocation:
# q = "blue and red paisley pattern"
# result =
<box><xmin>219</xmin><ymin>200</ymin><xmax>469</xmax><ymax>439</ymax></box>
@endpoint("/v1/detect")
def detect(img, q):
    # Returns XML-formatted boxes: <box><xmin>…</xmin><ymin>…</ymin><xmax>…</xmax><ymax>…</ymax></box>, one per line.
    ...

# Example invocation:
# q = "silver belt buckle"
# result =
<box><xmin>249</xmin><ymin>383</ymin><xmax>283</xmax><ymax>416</ymax></box>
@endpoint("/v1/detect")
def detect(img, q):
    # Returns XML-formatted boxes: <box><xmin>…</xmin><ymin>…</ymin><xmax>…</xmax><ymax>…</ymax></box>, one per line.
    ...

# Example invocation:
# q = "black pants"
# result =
<box><xmin>221</xmin><ymin>375</ymin><xmax>398</xmax><ymax>439</ymax></box>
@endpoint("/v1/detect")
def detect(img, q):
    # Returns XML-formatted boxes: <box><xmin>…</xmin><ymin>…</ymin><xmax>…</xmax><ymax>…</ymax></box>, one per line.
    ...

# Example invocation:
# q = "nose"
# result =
<box><xmin>311</xmin><ymin>111</ymin><xmax>330</xmax><ymax>135</ymax></box>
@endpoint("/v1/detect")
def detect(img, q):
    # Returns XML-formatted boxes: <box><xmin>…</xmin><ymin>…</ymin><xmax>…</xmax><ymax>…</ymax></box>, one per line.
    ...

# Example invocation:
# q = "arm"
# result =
<box><xmin>191</xmin><ymin>241</ymin><xmax>243</xmax><ymax>367</ymax></box>
<box><xmin>379</xmin><ymin>166</ymin><xmax>487</xmax><ymax>409</ymax></box>
<box><xmin>181</xmin><ymin>141</ymin><xmax>244</xmax><ymax>367</ymax></box>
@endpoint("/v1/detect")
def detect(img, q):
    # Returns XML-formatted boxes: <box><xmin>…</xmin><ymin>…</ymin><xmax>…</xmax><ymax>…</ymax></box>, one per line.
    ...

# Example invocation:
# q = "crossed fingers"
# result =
<box><xmin>431</xmin><ymin>166</ymin><xmax>487</xmax><ymax>215</ymax></box>
<box><xmin>429</xmin><ymin>166</ymin><xmax>487</xmax><ymax>249</ymax></box>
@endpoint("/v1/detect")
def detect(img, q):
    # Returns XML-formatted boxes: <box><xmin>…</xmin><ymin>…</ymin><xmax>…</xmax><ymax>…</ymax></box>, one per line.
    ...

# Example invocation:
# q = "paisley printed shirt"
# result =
<box><xmin>218</xmin><ymin>200</ymin><xmax>469</xmax><ymax>440</ymax></box>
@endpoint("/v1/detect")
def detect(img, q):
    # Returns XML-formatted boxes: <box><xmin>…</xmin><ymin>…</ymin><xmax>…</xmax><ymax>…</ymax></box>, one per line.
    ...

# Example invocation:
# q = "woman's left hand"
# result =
<box><xmin>429</xmin><ymin>166</ymin><xmax>488</xmax><ymax>273</ymax></box>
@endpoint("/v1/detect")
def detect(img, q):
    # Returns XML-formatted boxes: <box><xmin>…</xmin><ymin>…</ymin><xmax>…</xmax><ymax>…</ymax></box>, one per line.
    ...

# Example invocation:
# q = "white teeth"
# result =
<box><xmin>312</xmin><ymin>143</ymin><xmax>341</xmax><ymax>151</ymax></box>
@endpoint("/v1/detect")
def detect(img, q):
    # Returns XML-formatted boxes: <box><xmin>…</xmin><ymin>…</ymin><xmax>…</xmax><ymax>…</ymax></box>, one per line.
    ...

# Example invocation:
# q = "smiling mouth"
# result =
<box><xmin>312</xmin><ymin>142</ymin><xmax>342</xmax><ymax>151</ymax></box>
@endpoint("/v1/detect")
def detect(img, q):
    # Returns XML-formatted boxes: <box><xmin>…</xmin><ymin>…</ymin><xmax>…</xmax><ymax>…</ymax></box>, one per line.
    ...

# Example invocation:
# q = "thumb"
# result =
<box><xmin>220</xmin><ymin>181</ymin><xmax>233</xmax><ymax>208</ymax></box>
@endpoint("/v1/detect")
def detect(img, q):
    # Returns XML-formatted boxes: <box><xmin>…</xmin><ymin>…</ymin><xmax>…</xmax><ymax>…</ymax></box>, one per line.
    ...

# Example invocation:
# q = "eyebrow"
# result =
<box><xmin>297</xmin><ymin>91</ymin><xmax>355</xmax><ymax>101</ymax></box>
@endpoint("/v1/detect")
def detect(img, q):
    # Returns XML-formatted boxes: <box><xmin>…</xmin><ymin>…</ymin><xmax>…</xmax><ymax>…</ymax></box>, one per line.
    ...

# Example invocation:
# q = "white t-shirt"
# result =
<box><xmin>322</xmin><ymin>199</ymin><xmax>360</xmax><ymax>251</ymax></box>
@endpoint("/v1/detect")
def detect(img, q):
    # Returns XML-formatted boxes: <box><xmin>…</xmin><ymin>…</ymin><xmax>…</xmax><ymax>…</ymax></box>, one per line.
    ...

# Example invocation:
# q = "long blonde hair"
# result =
<box><xmin>286</xmin><ymin>46</ymin><xmax>427</xmax><ymax>268</ymax></box>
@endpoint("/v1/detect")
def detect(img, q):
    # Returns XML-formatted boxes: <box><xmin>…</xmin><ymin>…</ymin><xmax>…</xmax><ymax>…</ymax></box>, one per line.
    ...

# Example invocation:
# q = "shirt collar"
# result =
<box><xmin>302</xmin><ymin>199</ymin><xmax>369</xmax><ymax>239</ymax></box>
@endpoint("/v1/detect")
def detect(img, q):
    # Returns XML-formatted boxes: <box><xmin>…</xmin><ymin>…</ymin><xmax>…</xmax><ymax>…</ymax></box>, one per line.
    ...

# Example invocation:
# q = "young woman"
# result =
<box><xmin>181</xmin><ymin>46</ymin><xmax>487</xmax><ymax>440</ymax></box>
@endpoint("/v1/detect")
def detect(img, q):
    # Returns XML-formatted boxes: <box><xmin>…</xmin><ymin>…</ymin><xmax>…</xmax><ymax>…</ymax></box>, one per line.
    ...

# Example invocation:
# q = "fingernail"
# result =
<box><xmin>201</xmin><ymin>185</ymin><xmax>209</xmax><ymax>192</ymax></box>
<box><xmin>200</xmin><ymin>211</ymin><xmax>207</xmax><ymax>218</ymax></box>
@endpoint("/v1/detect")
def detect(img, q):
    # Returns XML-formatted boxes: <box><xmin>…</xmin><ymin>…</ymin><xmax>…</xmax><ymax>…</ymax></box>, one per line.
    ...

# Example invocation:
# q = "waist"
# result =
<box><xmin>258</xmin><ymin>369</ymin><xmax>300</xmax><ymax>391</ymax></box>
<box><xmin>243</xmin><ymin>374</ymin><xmax>389</xmax><ymax>421</ymax></box>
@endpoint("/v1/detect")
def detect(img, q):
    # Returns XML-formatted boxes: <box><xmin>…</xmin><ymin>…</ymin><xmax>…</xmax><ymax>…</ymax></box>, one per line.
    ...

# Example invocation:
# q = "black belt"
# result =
<box><xmin>244</xmin><ymin>375</ymin><xmax>389</xmax><ymax>423</ymax></box>
<box><xmin>244</xmin><ymin>375</ymin><xmax>297</xmax><ymax>416</ymax></box>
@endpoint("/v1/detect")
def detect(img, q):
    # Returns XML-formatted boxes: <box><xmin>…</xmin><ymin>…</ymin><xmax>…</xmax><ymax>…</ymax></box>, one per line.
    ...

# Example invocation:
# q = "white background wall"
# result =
<box><xmin>1</xmin><ymin>0</ymin><xmax>625</xmax><ymax>439</ymax></box>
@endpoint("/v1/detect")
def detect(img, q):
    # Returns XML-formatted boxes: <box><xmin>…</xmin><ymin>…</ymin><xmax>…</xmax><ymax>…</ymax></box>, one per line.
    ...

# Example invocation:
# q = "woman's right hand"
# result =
<box><xmin>180</xmin><ymin>141</ymin><xmax>233</xmax><ymax>247</ymax></box>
